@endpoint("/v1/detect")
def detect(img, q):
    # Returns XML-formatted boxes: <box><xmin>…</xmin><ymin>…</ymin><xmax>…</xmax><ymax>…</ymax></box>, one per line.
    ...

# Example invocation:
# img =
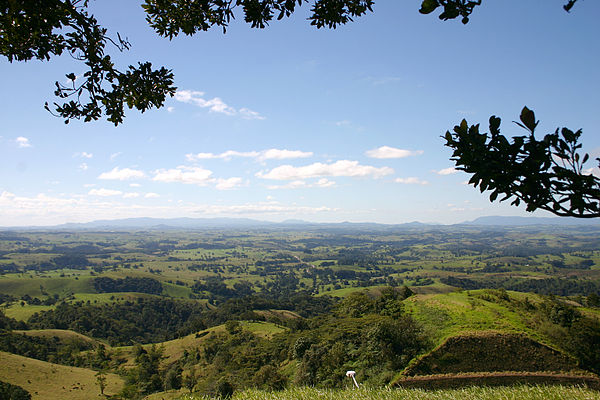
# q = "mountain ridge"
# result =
<box><xmin>1</xmin><ymin>215</ymin><xmax>599</xmax><ymax>230</ymax></box>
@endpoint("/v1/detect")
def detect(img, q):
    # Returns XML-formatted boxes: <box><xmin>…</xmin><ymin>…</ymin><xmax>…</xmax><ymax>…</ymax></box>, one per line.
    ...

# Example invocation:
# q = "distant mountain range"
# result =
<box><xmin>1</xmin><ymin>215</ymin><xmax>599</xmax><ymax>230</ymax></box>
<box><xmin>463</xmin><ymin>216</ymin><xmax>600</xmax><ymax>226</ymax></box>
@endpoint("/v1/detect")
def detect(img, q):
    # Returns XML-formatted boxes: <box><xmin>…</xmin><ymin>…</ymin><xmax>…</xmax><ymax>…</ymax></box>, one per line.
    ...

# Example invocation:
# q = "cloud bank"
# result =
<box><xmin>257</xmin><ymin>160</ymin><xmax>393</xmax><ymax>180</ymax></box>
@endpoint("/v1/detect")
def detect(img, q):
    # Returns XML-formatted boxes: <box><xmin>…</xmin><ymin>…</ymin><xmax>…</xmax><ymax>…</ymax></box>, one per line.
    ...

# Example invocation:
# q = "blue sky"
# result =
<box><xmin>1</xmin><ymin>0</ymin><xmax>599</xmax><ymax>226</ymax></box>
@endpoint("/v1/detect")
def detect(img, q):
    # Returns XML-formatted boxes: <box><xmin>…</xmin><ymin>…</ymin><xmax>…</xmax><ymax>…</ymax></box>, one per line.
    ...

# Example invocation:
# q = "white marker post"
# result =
<box><xmin>346</xmin><ymin>370</ymin><xmax>359</xmax><ymax>389</ymax></box>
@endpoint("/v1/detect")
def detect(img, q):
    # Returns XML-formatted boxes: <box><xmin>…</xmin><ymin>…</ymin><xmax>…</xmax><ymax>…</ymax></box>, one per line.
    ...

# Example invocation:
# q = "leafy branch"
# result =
<box><xmin>142</xmin><ymin>0</ymin><xmax>375</xmax><ymax>36</ymax></box>
<box><xmin>419</xmin><ymin>0</ymin><xmax>580</xmax><ymax>24</ymax></box>
<box><xmin>1</xmin><ymin>0</ymin><xmax>176</xmax><ymax>125</ymax></box>
<box><xmin>444</xmin><ymin>107</ymin><xmax>600</xmax><ymax>218</ymax></box>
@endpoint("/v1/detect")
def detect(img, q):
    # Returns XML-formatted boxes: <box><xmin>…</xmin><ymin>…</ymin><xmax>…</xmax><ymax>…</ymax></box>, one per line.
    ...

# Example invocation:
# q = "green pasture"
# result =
<box><xmin>0</xmin><ymin>275</ymin><xmax>94</xmax><ymax>297</ymax></box>
<box><xmin>2</xmin><ymin>303</ymin><xmax>55</xmax><ymax>321</ymax></box>
<box><xmin>403</xmin><ymin>290</ymin><xmax>535</xmax><ymax>343</ymax></box>
<box><xmin>243</xmin><ymin>321</ymin><xmax>287</xmax><ymax>338</ymax></box>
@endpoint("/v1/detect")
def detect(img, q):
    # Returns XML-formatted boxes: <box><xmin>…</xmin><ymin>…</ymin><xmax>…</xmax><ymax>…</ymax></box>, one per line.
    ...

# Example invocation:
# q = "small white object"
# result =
<box><xmin>346</xmin><ymin>370</ymin><xmax>359</xmax><ymax>388</ymax></box>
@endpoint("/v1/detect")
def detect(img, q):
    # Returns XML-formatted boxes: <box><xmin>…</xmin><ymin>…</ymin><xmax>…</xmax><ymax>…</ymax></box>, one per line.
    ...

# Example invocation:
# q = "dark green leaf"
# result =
<box><xmin>419</xmin><ymin>0</ymin><xmax>440</xmax><ymax>14</ymax></box>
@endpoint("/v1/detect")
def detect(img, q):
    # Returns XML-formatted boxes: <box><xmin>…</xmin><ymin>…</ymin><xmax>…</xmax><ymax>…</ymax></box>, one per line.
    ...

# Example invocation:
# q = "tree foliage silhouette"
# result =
<box><xmin>445</xmin><ymin>107</ymin><xmax>599</xmax><ymax>218</ymax></box>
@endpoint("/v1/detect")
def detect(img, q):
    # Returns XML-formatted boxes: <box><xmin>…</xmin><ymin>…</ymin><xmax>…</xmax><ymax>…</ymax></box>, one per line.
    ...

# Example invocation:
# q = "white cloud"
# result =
<box><xmin>98</xmin><ymin>167</ymin><xmax>146</xmax><ymax>181</ymax></box>
<box><xmin>83</xmin><ymin>184</ymin><xmax>96</xmax><ymax>188</ymax></box>
<box><xmin>366</xmin><ymin>146</ymin><xmax>423</xmax><ymax>159</ymax></box>
<box><xmin>123</xmin><ymin>192</ymin><xmax>140</xmax><ymax>198</ymax></box>
<box><xmin>110</xmin><ymin>152</ymin><xmax>122</xmax><ymax>161</ymax></box>
<box><xmin>79</xmin><ymin>163</ymin><xmax>89</xmax><ymax>171</ymax></box>
<box><xmin>174</xmin><ymin>89</ymin><xmax>264</xmax><ymax>120</ymax></box>
<box><xmin>167</xmin><ymin>106</ymin><xmax>175</xmax><ymax>113</ymax></box>
<box><xmin>0</xmin><ymin>191</ymin><xmax>16</xmax><ymax>201</ymax></box>
<box><xmin>89</xmin><ymin>188</ymin><xmax>123</xmax><ymax>197</ymax></box>
<box><xmin>257</xmin><ymin>160</ymin><xmax>393</xmax><ymax>180</ymax></box>
<box><xmin>174</xmin><ymin>90</ymin><xmax>234</xmax><ymax>115</ymax></box>
<box><xmin>436</xmin><ymin>167</ymin><xmax>458</xmax><ymax>175</ymax></box>
<box><xmin>316</xmin><ymin>178</ymin><xmax>336</xmax><ymax>188</ymax></box>
<box><xmin>185</xmin><ymin>148</ymin><xmax>312</xmax><ymax>162</ymax></box>
<box><xmin>395</xmin><ymin>177</ymin><xmax>429</xmax><ymax>185</ymax></box>
<box><xmin>16</xmin><ymin>137</ymin><xmax>31</xmax><ymax>148</ymax></box>
<box><xmin>215</xmin><ymin>177</ymin><xmax>245</xmax><ymax>190</ymax></box>
<box><xmin>145</xmin><ymin>192</ymin><xmax>160</xmax><ymax>198</ymax></box>
<box><xmin>129</xmin><ymin>183</ymin><xmax>141</xmax><ymax>187</ymax></box>
<box><xmin>335</xmin><ymin>120</ymin><xmax>351</xmax><ymax>127</ymax></box>
<box><xmin>239</xmin><ymin>108</ymin><xmax>266</xmax><ymax>120</ymax></box>
<box><xmin>153</xmin><ymin>166</ymin><xmax>214</xmax><ymax>185</ymax></box>
<box><xmin>186</xmin><ymin>150</ymin><xmax>260</xmax><ymax>161</ymax></box>
<box><xmin>259</xmin><ymin>149</ymin><xmax>313</xmax><ymax>161</ymax></box>
<box><xmin>74</xmin><ymin>151</ymin><xmax>93</xmax><ymax>159</ymax></box>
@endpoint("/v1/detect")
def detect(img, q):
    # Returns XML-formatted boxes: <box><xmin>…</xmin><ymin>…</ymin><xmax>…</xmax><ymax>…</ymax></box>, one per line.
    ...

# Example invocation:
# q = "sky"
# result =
<box><xmin>1</xmin><ymin>0</ymin><xmax>599</xmax><ymax>226</ymax></box>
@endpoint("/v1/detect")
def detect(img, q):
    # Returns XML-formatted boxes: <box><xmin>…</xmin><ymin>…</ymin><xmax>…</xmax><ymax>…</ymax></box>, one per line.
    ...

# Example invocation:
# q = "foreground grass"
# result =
<box><xmin>178</xmin><ymin>386</ymin><xmax>600</xmax><ymax>400</ymax></box>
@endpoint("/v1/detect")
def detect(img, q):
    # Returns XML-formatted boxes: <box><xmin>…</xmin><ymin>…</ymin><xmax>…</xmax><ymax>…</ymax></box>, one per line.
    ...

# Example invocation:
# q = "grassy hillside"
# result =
<box><xmin>0</xmin><ymin>275</ymin><xmax>94</xmax><ymax>298</ymax></box>
<box><xmin>113</xmin><ymin>321</ymin><xmax>286</xmax><ymax>367</ymax></box>
<box><xmin>0</xmin><ymin>351</ymin><xmax>124</xmax><ymax>400</ymax></box>
<box><xmin>404</xmin><ymin>290</ymin><xmax>551</xmax><ymax>344</ymax></box>
<box><xmin>3</xmin><ymin>303</ymin><xmax>55</xmax><ymax>321</ymax></box>
<box><xmin>176</xmin><ymin>386</ymin><xmax>600</xmax><ymax>400</ymax></box>
<box><xmin>13</xmin><ymin>329</ymin><xmax>101</xmax><ymax>346</ymax></box>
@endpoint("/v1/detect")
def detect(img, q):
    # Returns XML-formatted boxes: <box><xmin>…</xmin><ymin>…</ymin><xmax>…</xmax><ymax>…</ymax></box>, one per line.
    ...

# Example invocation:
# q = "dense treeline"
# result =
<box><xmin>0</xmin><ymin>332</ymin><xmax>92</xmax><ymax>365</ymax></box>
<box><xmin>292</xmin><ymin>288</ymin><xmax>425</xmax><ymax>387</ymax></box>
<box><xmin>169</xmin><ymin>286</ymin><xmax>424</xmax><ymax>398</ymax></box>
<box><xmin>25</xmin><ymin>293</ymin><xmax>335</xmax><ymax>346</ymax></box>
<box><xmin>0</xmin><ymin>311</ymin><xmax>27</xmax><ymax>331</ymax></box>
<box><xmin>0</xmin><ymin>380</ymin><xmax>31</xmax><ymax>400</ymax></box>
<box><xmin>51</xmin><ymin>254</ymin><xmax>90</xmax><ymax>269</ymax></box>
<box><xmin>27</xmin><ymin>298</ymin><xmax>206</xmax><ymax>345</ymax></box>
<box><xmin>441</xmin><ymin>276</ymin><xmax>600</xmax><ymax>296</ymax></box>
<box><xmin>93</xmin><ymin>277</ymin><xmax>163</xmax><ymax>295</ymax></box>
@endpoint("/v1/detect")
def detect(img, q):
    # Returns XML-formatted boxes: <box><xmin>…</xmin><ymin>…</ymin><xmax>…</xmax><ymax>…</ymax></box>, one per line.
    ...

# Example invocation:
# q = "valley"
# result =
<box><xmin>0</xmin><ymin>224</ymin><xmax>599</xmax><ymax>399</ymax></box>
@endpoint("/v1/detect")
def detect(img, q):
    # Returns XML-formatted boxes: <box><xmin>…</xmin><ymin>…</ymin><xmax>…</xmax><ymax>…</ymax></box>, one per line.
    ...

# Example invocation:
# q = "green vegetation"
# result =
<box><xmin>0</xmin><ymin>380</ymin><xmax>30</xmax><ymax>400</ymax></box>
<box><xmin>0</xmin><ymin>227</ymin><xmax>599</xmax><ymax>399</ymax></box>
<box><xmin>178</xmin><ymin>386</ymin><xmax>600</xmax><ymax>400</ymax></box>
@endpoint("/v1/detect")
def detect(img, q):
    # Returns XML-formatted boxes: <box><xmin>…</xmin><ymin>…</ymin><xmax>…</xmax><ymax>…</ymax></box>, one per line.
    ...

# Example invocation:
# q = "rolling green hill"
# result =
<box><xmin>0</xmin><ymin>351</ymin><xmax>124</xmax><ymax>400</ymax></box>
